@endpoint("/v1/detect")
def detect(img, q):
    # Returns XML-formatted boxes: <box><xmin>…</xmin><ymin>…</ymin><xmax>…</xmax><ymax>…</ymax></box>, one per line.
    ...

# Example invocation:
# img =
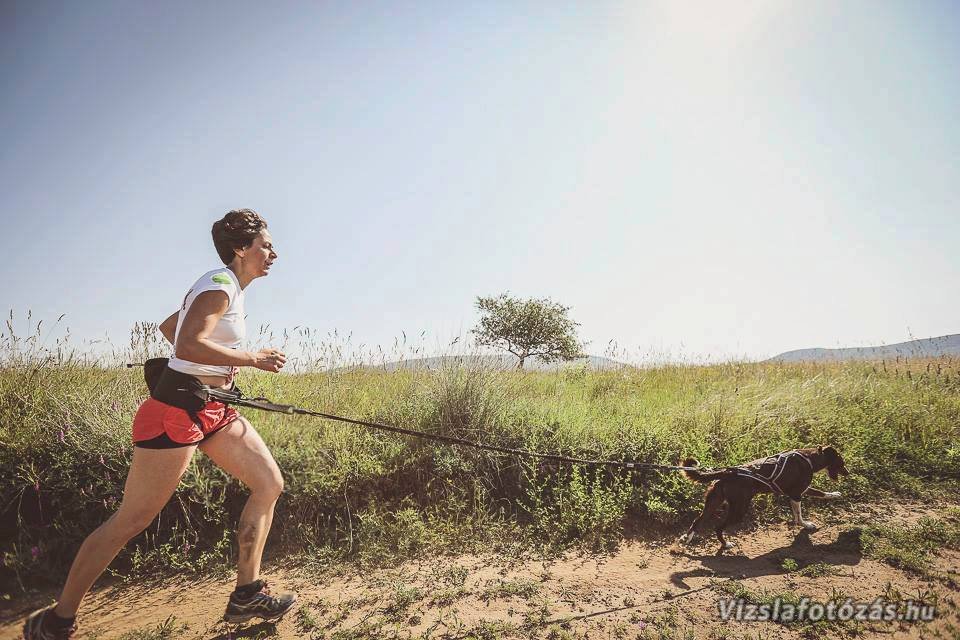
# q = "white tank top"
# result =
<box><xmin>168</xmin><ymin>268</ymin><xmax>246</xmax><ymax>377</ymax></box>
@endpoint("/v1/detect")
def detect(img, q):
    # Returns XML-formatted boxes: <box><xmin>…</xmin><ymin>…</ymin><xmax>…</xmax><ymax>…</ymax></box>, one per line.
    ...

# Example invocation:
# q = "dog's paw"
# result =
<box><xmin>716</xmin><ymin>541</ymin><xmax>736</xmax><ymax>555</ymax></box>
<box><xmin>801</xmin><ymin>520</ymin><xmax>818</xmax><ymax>530</ymax></box>
<box><xmin>824</xmin><ymin>491</ymin><xmax>841</xmax><ymax>499</ymax></box>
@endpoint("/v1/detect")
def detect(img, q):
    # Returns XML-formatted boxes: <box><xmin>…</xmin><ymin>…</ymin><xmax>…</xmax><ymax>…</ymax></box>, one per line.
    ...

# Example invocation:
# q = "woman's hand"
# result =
<box><xmin>252</xmin><ymin>348</ymin><xmax>287</xmax><ymax>372</ymax></box>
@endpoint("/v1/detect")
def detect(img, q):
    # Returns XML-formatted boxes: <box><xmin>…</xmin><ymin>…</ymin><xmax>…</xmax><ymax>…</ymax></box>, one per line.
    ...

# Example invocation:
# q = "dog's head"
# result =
<box><xmin>818</xmin><ymin>445</ymin><xmax>849</xmax><ymax>480</ymax></box>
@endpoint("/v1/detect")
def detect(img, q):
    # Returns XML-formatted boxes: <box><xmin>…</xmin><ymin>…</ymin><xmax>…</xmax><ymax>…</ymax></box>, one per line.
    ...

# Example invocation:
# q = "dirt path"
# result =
<box><xmin>2</xmin><ymin>502</ymin><xmax>958</xmax><ymax>639</ymax></box>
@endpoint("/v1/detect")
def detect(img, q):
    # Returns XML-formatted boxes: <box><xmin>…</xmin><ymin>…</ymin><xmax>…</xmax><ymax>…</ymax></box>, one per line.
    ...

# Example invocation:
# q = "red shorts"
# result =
<box><xmin>132</xmin><ymin>397</ymin><xmax>240</xmax><ymax>446</ymax></box>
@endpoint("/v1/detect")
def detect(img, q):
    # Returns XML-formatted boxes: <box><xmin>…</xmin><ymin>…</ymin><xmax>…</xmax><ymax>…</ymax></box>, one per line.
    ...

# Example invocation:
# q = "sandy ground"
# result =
<box><xmin>2</xmin><ymin>501</ymin><xmax>958</xmax><ymax>639</ymax></box>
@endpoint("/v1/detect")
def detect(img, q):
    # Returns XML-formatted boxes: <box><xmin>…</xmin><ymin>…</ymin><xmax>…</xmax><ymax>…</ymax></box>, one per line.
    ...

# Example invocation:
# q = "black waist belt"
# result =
<box><xmin>143</xmin><ymin>357</ymin><xmax>208</xmax><ymax>414</ymax></box>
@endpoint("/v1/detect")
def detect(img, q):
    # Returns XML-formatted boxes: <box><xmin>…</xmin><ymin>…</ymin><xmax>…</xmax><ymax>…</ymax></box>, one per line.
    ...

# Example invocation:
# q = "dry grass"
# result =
<box><xmin>1</xmin><ymin>314</ymin><xmax>958</xmax><ymax>592</ymax></box>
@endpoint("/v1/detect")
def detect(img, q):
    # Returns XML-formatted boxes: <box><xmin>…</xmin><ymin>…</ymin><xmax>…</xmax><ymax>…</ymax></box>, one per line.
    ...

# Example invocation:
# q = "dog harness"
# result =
<box><xmin>731</xmin><ymin>450</ymin><xmax>813</xmax><ymax>495</ymax></box>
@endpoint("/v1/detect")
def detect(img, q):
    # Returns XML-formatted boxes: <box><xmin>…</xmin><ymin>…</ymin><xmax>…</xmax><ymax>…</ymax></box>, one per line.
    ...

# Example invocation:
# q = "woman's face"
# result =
<box><xmin>240</xmin><ymin>229</ymin><xmax>277</xmax><ymax>278</ymax></box>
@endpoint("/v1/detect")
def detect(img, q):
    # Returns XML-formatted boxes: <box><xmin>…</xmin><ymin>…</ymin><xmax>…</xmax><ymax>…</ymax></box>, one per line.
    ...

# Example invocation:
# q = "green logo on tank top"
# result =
<box><xmin>212</xmin><ymin>273</ymin><xmax>232</xmax><ymax>285</ymax></box>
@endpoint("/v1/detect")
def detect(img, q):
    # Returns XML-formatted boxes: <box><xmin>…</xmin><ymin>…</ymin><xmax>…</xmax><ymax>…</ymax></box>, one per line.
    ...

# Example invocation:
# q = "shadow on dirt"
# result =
<box><xmin>669</xmin><ymin>528</ymin><xmax>863</xmax><ymax>589</ymax></box>
<box><xmin>208</xmin><ymin>619</ymin><xmax>280</xmax><ymax>639</ymax></box>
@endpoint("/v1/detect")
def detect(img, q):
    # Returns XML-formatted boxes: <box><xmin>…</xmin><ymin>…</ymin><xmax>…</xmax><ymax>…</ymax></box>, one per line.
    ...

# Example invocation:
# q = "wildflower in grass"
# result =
<box><xmin>58</xmin><ymin>429</ymin><xmax>65</xmax><ymax>443</ymax></box>
<box><xmin>99</xmin><ymin>454</ymin><xmax>105</xmax><ymax>466</ymax></box>
<box><xmin>30</xmin><ymin>547</ymin><xmax>39</xmax><ymax>560</ymax></box>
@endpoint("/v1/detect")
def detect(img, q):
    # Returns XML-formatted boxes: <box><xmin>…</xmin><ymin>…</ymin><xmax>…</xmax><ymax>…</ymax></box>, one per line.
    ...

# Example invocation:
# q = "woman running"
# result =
<box><xmin>24</xmin><ymin>209</ymin><xmax>296</xmax><ymax>639</ymax></box>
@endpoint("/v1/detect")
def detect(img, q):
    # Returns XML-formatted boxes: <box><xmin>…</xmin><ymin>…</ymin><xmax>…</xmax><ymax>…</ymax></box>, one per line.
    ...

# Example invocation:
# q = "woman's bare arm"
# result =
<box><xmin>174</xmin><ymin>291</ymin><xmax>285</xmax><ymax>371</ymax></box>
<box><xmin>158</xmin><ymin>311</ymin><xmax>179</xmax><ymax>345</ymax></box>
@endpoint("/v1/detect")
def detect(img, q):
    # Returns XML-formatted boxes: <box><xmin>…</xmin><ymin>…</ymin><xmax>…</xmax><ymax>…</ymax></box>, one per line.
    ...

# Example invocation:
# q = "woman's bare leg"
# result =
<box><xmin>53</xmin><ymin>445</ymin><xmax>196</xmax><ymax>617</ymax></box>
<box><xmin>199</xmin><ymin>416</ymin><xmax>283</xmax><ymax>586</ymax></box>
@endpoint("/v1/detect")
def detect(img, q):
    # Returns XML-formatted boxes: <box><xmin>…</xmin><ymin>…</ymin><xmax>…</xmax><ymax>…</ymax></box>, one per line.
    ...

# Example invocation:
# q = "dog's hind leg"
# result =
<box><xmin>680</xmin><ymin>483</ymin><xmax>724</xmax><ymax>545</ymax></box>
<box><xmin>715</xmin><ymin>496</ymin><xmax>748</xmax><ymax>553</ymax></box>
<box><xmin>790</xmin><ymin>499</ymin><xmax>817</xmax><ymax>530</ymax></box>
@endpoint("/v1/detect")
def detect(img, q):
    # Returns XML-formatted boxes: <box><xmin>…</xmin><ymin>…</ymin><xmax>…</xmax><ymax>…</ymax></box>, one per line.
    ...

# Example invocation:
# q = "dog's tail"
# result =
<box><xmin>681</xmin><ymin>458</ymin><xmax>730</xmax><ymax>483</ymax></box>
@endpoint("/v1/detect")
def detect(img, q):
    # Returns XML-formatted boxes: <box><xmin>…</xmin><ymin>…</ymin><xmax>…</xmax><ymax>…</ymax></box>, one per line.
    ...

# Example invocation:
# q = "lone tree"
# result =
<box><xmin>472</xmin><ymin>293</ymin><xmax>585</xmax><ymax>369</ymax></box>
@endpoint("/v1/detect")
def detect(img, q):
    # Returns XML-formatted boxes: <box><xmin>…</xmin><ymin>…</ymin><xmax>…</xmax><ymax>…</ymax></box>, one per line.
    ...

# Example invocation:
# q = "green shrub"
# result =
<box><xmin>858</xmin><ymin>509</ymin><xmax>960</xmax><ymax>575</ymax></box>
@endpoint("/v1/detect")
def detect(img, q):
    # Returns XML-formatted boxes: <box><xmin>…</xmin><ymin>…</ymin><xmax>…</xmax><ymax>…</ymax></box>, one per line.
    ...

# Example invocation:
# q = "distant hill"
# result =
<box><xmin>768</xmin><ymin>334</ymin><xmax>960</xmax><ymax>363</ymax></box>
<box><xmin>370</xmin><ymin>354</ymin><xmax>630</xmax><ymax>372</ymax></box>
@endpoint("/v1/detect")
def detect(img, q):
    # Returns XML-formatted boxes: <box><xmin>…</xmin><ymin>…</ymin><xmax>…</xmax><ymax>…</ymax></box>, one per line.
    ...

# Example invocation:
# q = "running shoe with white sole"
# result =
<box><xmin>223</xmin><ymin>580</ymin><xmax>297</xmax><ymax>623</ymax></box>
<box><xmin>22</xmin><ymin>606</ymin><xmax>75</xmax><ymax>640</ymax></box>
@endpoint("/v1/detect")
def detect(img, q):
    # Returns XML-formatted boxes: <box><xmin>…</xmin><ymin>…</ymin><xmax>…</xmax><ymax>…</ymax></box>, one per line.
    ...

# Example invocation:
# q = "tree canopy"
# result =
<box><xmin>472</xmin><ymin>293</ymin><xmax>584</xmax><ymax>369</ymax></box>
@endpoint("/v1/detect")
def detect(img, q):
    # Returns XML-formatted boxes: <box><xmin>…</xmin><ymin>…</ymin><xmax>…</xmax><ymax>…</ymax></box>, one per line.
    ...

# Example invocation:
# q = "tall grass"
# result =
<box><xmin>2</xmin><ymin>316</ymin><xmax>959</xmax><ymax>591</ymax></box>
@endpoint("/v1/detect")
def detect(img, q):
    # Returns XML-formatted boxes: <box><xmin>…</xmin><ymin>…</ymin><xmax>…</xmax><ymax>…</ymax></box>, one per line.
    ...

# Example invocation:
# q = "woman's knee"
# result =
<box><xmin>250</xmin><ymin>469</ymin><xmax>284</xmax><ymax>500</ymax></box>
<box><xmin>266</xmin><ymin>472</ymin><xmax>284</xmax><ymax>500</ymax></box>
<box><xmin>103</xmin><ymin>509</ymin><xmax>157</xmax><ymax>541</ymax></box>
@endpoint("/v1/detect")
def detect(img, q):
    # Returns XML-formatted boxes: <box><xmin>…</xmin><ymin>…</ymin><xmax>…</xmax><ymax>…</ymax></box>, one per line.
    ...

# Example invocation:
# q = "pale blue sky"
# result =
<box><xmin>2</xmin><ymin>1</ymin><xmax>958</xmax><ymax>363</ymax></box>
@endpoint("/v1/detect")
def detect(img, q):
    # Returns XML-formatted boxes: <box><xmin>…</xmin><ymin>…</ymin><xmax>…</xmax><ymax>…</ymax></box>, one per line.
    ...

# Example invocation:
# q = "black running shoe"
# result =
<box><xmin>223</xmin><ymin>580</ymin><xmax>297</xmax><ymax>623</ymax></box>
<box><xmin>22</xmin><ymin>606</ymin><xmax>75</xmax><ymax>640</ymax></box>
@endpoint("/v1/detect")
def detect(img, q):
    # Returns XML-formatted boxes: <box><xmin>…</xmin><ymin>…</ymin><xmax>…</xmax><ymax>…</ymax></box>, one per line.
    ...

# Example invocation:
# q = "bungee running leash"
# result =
<box><xmin>193</xmin><ymin>384</ymin><xmax>706</xmax><ymax>473</ymax></box>
<box><xmin>127</xmin><ymin>359</ymin><xmax>725</xmax><ymax>474</ymax></box>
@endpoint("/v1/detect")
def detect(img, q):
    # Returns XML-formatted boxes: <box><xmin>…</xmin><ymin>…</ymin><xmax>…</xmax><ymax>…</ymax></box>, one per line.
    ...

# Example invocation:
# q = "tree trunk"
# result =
<box><xmin>517</xmin><ymin>355</ymin><xmax>525</xmax><ymax>369</ymax></box>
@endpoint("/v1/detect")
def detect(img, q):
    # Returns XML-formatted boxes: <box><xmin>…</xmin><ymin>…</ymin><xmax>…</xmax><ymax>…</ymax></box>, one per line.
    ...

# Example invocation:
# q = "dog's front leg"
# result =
<box><xmin>789</xmin><ymin>500</ymin><xmax>817</xmax><ymax>530</ymax></box>
<box><xmin>803</xmin><ymin>488</ymin><xmax>841</xmax><ymax>499</ymax></box>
